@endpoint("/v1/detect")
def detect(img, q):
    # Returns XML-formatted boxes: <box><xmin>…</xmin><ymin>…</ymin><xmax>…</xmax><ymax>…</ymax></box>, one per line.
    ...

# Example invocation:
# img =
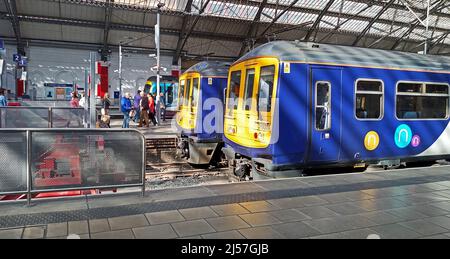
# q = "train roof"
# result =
<box><xmin>183</xmin><ymin>61</ymin><xmax>231</xmax><ymax>77</ymax></box>
<box><xmin>237</xmin><ymin>41</ymin><xmax>450</xmax><ymax>72</ymax></box>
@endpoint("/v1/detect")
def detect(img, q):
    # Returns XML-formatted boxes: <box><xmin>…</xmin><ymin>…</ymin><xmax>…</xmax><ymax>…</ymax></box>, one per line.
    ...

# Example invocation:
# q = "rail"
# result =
<box><xmin>0</xmin><ymin>107</ymin><xmax>85</xmax><ymax>128</ymax></box>
<box><xmin>0</xmin><ymin>129</ymin><xmax>146</xmax><ymax>205</ymax></box>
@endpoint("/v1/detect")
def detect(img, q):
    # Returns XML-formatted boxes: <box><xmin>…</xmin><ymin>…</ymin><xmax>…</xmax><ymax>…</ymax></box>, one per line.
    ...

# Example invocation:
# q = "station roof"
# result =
<box><xmin>239</xmin><ymin>40</ymin><xmax>450</xmax><ymax>72</ymax></box>
<box><xmin>183</xmin><ymin>61</ymin><xmax>231</xmax><ymax>77</ymax></box>
<box><xmin>0</xmin><ymin>0</ymin><xmax>449</xmax><ymax>62</ymax></box>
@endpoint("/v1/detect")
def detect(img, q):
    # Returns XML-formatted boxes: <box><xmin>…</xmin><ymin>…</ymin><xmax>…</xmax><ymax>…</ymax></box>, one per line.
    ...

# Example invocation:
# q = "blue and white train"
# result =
<box><xmin>221</xmin><ymin>41</ymin><xmax>450</xmax><ymax>178</ymax></box>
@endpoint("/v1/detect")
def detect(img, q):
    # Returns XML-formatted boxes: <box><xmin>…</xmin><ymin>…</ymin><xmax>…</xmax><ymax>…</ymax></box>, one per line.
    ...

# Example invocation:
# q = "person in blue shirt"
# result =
<box><xmin>133</xmin><ymin>90</ymin><xmax>142</xmax><ymax>123</ymax></box>
<box><xmin>0</xmin><ymin>90</ymin><xmax>7</xmax><ymax>107</ymax></box>
<box><xmin>121</xmin><ymin>92</ymin><xmax>132</xmax><ymax>128</ymax></box>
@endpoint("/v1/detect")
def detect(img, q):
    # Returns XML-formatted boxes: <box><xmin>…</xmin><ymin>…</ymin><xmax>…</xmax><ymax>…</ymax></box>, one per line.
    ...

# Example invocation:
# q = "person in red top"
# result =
<box><xmin>70</xmin><ymin>92</ymin><xmax>80</xmax><ymax>108</ymax></box>
<box><xmin>68</xmin><ymin>92</ymin><xmax>82</xmax><ymax>127</ymax></box>
<box><xmin>148</xmin><ymin>93</ymin><xmax>157</xmax><ymax>126</ymax></box>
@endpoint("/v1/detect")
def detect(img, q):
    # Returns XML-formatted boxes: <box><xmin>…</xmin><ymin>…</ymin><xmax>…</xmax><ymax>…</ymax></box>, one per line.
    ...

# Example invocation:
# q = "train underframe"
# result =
<box><xmin>222</xmin><ymin>146</ymin><xmax>450</xmax><ymax>180</ymax></box>
<box><xmin>177</xmin><ymin>135</ymin><xmax>226</xmax><ymax>167</ymax></box>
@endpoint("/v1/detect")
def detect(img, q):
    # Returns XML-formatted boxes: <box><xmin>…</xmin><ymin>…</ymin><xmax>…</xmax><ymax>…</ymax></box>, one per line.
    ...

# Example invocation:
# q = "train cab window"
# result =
<box><xmin>191</xmin><ymin>78</ymin><xmax>199</xmax><ymax>107</ymax></box>
<box><xmin>179</xmin><ymin>80</ymin><xmax>186</xmax><ymax>108</ymax></box>
<box><xmin>315</xmin><ymin>82</ymin><xmax>331</xmax><ymax>131</ymax></box>
<box><xmin>355</xmin><ymin>80</ymin><xmax>383</xmax><ymax>120</ymax></box>
<box><xmin>396</xmin><ymin>82</ymin><xmax>449</xmax><ymax>120</ymax></box>
<box><xmin>184</xmin><ymin>79</ymin><xmax>192</xmax><ymax>106</ymax></box>
<box><xmin>257</xmin><ymin>65</ymin><xmax>275</xmax><ymax>114</ymax></box>
<box><xmin>228</xmin><ymin>71</ymin><xmax>242</xmax><ymax>111</ymax></box>
<box><xmin>243</xmin><ymin>68</ymin><xmax>255</xmax><ymax>111</ymax></box>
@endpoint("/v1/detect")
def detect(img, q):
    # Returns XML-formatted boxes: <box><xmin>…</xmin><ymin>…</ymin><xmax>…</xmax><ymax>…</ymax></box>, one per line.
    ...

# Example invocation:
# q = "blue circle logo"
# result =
<box><xmin>395</xmin><ymin>124</ymin><xmax>412</xmax><ymax>148</ymax></box>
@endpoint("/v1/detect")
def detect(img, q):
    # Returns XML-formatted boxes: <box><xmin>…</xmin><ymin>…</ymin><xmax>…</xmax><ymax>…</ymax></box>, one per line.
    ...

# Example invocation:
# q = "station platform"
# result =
<box><xmin>1</xmin><ymin>165</ymin><xmax>450</xmax><ymax>239</ymax></box>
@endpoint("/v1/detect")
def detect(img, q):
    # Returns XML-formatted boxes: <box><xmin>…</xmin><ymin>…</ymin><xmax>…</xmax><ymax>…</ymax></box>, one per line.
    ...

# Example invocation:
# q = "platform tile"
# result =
<box><xmin>268</xmin><ymin>209</ymin><xmax>311</xmax><ymax>222</ymax></box>
<box><xmin>68</xmin><ymin>220</ymin><xmax>89</xmax><ymax>235</ymax></box>
<box><xmin>238</xmin><ymin>226</ymin><xmax>285</xmax><ymax>239</ymax></box>
<box><xmin>108</xmin><ymin>214</ymin><xmax>149</xmax><ymax>230</ymax></box>
<box><xmin>172</xmin><ymin>219</ymin><xmax>216</xmax><ymax>237</ymax></box>
<box><xmin>210</xmin><ymin>204</ymin><xmax>250</xmax><ymax>216</ymax></box>
<box><xmin>399</xmin><ymin>219</ymin><xmax>448</xmax><ymax>236</ymax></box>
<box><xmin>89</xmin><ymin>219</ymin><xmax>110</xmax><ymax>233</ymax></box>
<box><xmin>179</xmin><ymin>207</ymin><xmax>218</xmax><ymax>220</ymax></box>
<box><xmin>91</xmin><ymin>229</ymin><xmax>135</xmax><ymax>239</ymax></box>
<box><xmin>22</xmin><ymin>226</ymin><xmax>45</xmax><ymax>239</ymax></box>
<box><xmin>369</xmin><ymin>224</ymin><xmax>422</xmax><ymax>239</ymax></box>
<box><xmin>239</xmin><ymin>212</ymin><xmax>282</xmax><ymax>227</ymax></box>
<box><xmin>133</xmin><ymin>224</ymin><xmax>178</xmax><ymax>239</ymax></box>
<box><xmin>296</xmin><ymin>206</ymin><xmax>340</xmax><ymax>219</ymax></box>
<box><xmin>46</xmin><ymin>223</ymin><xmax>67</xmax><ymax>238</ymax></box>
<box><xmin>206</xmin><ymin>216</ymin><xmax>250</xmax><ymax>232</ymax></box>
<box><xmin>202</xmin><ymin>230</ymin><xmax>245</xmax><ymax>239</ymax></box>
<box><xmin>0</xmin><ymin>228</ymin><xmax>23</xmax><ymax>239</ymax></box>
<box><xmin>145</xmin><ymin>210</ymin><xmax>185</xmax><ymax>225</ymax></box>
<box><xmin>239</xmin><ymin>201</ymin><xmax>281</xmax><ymax>213</ymax></box>
<box><xmin>271</xmin><ymin>222</ymin><xmax>321</xmax><ymax>239</ymax></box>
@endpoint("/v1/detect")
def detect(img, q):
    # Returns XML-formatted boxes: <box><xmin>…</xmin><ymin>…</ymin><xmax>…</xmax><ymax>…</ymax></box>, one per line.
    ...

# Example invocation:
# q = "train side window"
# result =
<box><xmin>184</xmin><ymin>79</ymin><xmax>191</xmax><ymax>106</ymax></box>
<box><xmin>355</xmin><ymin>80</ymin><xmax>384</xmax><ymax>120</ymax></box>
<box><xmin>315</xmin><ymin>82</ymin><xmax>331</xmax><ymax>131</ymax></box>
<box><xmin>396</xmin><ymin>82</ymin><xmax>449</xmax><ymax>120</ymax></box>
<box><xmin>191</xmin><ymin>78</ymin><xmax>199</xmax><ymax>107</ymax></box>
<box><xmin>257</xmin><ymin>65</ymin><xmax>275</xmax><ymax>115</ymax></box>
<box><xmin>228</xmin><ymin>71</ymin><xmax>242</xmax><ymax>110</ymax></box>
<box><xmin>243</xmin><ymin>68</ymin><xmax>255</xmax><ymax>111</ymax></box>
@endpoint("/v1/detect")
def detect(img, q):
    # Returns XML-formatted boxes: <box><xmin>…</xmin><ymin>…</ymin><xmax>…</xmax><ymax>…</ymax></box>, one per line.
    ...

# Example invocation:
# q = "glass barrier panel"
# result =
<box><xmin>30</xmin><ymin>130</ymin><xmax>144</xmax><ymax>191</ymax></box>
<box><xmin>0</xmin><ymin>131</ymin><xmax>28</xmax><ymax>195</ymax></box>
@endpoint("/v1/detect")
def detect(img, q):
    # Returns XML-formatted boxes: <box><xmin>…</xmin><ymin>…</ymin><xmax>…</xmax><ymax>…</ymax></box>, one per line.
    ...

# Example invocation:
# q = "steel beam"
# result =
<box><xmin>258</xmin><ymin>0</ymin><xmax>300</xmax><ymax>38</ymax></box>
<box><xmin>42</xmin><ymin>0</ymin><xmax>450</xmax><ymax>35</ymax></box>
<box><xmin>173</xmin><ymin>0</ymin><xmax>193</xmax><ymax>65</ymax></box>
<box><xmin>391</xmin><ymin>0</ymin><xmax>446</xmax><ymax>50</ymax></box>
<box><xmin>3</xmin><ymin>0</ymin><xmax>24</xmax><ymax>55</ymax></box>
<box><xmin>101</xmin><ymin>0</ymin><xmax>113</xmax><ymax>61</ymax></box>
<box><xmin>239</xmin><ymin>0</ymin><xmax>268</xmax><ymax>56</ymax></box>
<box><xmin>174</xmin><ymin>0</ymin><xmax>211</xmax><ymax>63</ymax></box>
<box><xmin>303</xmin><ymin>0</ymin><xmax>335</xmax><ymax>42</ymax></box>
<box><xmin>352</xmin><ymin>0</ymin><xmax>396</xmax><ymax>46</ymax></box>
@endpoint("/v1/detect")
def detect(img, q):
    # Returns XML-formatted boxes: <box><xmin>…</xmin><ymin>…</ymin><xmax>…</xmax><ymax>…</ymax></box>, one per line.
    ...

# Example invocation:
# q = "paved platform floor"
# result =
<box><xmin>2</xmin><ymin>165</ymin><xmax>450</xmax><ymax>239</ymax></box>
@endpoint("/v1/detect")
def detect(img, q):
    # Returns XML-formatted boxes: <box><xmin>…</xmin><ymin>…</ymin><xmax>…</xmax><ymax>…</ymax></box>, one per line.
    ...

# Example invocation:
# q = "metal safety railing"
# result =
<box><xmin>0</xmin><ymin>129</ymin><xmax>146</xmax><ymax>205</ymax></box>
<box><xmin>0</xmin><ymin>107</ymin><xmax>85</xmax><ymax>128</ymax></box>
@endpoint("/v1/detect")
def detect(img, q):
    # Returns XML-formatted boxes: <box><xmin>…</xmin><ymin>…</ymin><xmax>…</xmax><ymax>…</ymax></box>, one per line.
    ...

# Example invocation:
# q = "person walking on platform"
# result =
<box><xmin>121</xmin><ymin>92</ymin><xmax>132</xmax><ymax>128</ymax></box>
<box><xmin>102</xmin><ymin>93</ymin><xmax>112</xmax><ymax>115</ymax></box>
<box><xmin>68</xmin><ymin>92</ymin><xmax>81</xmax><ymax>127</ymax></box>
<box><xmin>0</xmin><ymin>90</ymin><xmax>7</xmax><ymax>107</ymax></box>
<box><xmin>70</xmin><ymin>92</ymin><xmax>80</xmax><ymax>108</ymax></box>
<box><xmin>159</xmin><ymin>92</ymin><xmax>166</xmax><ymax>122</ymax></box>
<box><xmin>138</xmin><ymin>91</ymin><xmax>150</xmax><ymax>128</ymax></box>
<box><xmin>149</xmin><ymin>93</ymin><xmax>157</xmax><ymax>126</ymax></box>
<box><xmin>133</xmin><ymin>90</ymin><xmax>142</xmax><ymax>123</ymax></box>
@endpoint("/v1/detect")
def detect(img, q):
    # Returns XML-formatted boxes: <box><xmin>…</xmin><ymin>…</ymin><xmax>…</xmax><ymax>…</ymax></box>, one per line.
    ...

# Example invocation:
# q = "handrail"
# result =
<box><xmin>0</xmin><ymin>129</ymin><xmax>147</xmax><ymax>205</ymax></box>
<box><xmin>0</xmin><ymin>107</ymin><xmax>86</xmax><ymax>129</ymax></box>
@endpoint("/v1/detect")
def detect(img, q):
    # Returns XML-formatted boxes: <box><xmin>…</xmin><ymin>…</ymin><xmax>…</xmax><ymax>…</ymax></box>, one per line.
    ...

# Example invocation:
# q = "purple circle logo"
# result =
<box><xmin>411</xmin><ymin>135</ymin><xmax>421</xmax><ymax>147</ymax></box>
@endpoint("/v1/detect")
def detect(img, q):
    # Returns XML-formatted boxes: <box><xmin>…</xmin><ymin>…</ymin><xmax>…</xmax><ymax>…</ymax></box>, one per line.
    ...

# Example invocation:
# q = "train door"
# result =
<box><xmin>308</xmin><ymin>67</ymin><xmax>342</xmax><ymax>163</ymax></box>
<box><xmin>241</xmin><ymin>66</ymin><xmax>257</xmax><ymax>143</ymax></box>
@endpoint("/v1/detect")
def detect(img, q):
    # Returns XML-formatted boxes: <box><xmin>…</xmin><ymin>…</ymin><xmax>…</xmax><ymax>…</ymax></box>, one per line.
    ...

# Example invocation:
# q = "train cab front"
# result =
<box><xmin>176</xmin><ymin>70</ymin><xmax>226</xmax><ymax>166</ymax></box>
<box><xmin>222</xmin><ymin>57</ymin><xmax>280</xmax><ymax>180</ymax></box>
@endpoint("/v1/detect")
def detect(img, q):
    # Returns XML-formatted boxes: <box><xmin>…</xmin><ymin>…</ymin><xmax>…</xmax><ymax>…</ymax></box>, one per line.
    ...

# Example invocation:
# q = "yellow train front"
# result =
<box><xmin>176</xmin><ymin>61</ymin><xmax>230</xmax><ymax>166</ymax></box>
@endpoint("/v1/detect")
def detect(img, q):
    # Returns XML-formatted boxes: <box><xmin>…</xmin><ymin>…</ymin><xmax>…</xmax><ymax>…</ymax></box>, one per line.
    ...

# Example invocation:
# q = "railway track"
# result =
<box><xmin>145</xmin><ymin>137</ymin><xmax>233</xmax><ymax>182</ymax></box>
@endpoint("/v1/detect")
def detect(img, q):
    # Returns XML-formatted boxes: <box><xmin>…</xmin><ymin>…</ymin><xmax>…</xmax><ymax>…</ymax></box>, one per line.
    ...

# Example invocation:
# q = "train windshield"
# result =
<box><xmin>228</xmin><ymin>71</ymin><xmax>242</xmax><ymax>111</ymax></box>
<box><xmin>243</xmin><ymin>68</ymin><xmax>255</xmax><ymax>111</ymax></box>
<box><xmin>191</xmin><ymin>78</ymin><xmax>199</xmax><ymax>108</ymax></box>
<box><xmin>179</xmin><ymin>80</ymin><xmax>186</xmax><ymax>108</ymax></box>
<box><xmin>257</xmin><ymin>65</ymin><xmax>275</xmax><ymax>114</ymax></box>
<box><xmin>184</xmin><ymin>79</ymin><xmax>191</xmax><ymax>106</ymax></box>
